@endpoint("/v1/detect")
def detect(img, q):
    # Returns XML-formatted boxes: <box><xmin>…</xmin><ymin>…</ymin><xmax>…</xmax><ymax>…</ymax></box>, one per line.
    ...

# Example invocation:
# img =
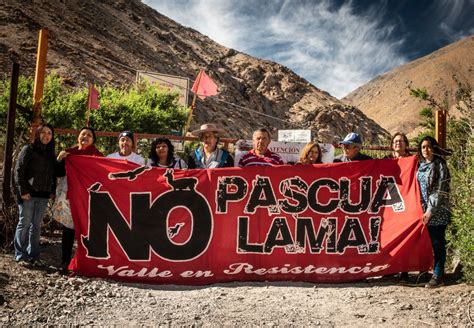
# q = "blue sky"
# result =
<box><xmin>143</xmin><ymin>0</ymin><xmax>474</xmax><ymax>99</ymax></box>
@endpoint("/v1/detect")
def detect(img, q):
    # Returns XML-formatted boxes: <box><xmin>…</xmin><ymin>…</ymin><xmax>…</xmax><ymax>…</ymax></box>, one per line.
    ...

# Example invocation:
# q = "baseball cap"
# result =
<box><xmin>339</xmin><ymin>132</ymin><xmax>362</xmax><ymax>145</ymax></box>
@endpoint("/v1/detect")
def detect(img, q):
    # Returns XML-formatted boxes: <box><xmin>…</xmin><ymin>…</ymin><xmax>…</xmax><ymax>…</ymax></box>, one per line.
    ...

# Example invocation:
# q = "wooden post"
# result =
<box><xmin>30</xmin><ymin>28</ymin><xmax>49</xmax><ymax>141</ymax></box>
<box><xmin>2</xmin><ymin>62</ymin><xmax>20</xmax><ymax>208</ymax></box>
<box><xmin>435</xmin><ymin>109</ymin><xmax>447</xmax><ymax>149</ymax></box>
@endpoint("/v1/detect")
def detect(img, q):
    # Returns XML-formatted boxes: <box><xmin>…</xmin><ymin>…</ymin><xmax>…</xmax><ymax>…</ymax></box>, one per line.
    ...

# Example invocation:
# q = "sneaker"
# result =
<box><xmin>60</xmin><ymin>262</ymin><xmax>70</xmax><ymax>275</ymax></box>
<box><xmin>17</xmin><ymin>259</ymin><xmax>31</xmax><ymax>267</ymax></box>
<box><xmin>399</xmin><ymin>272</ymin><xmax>409</xmax><ymax>283</ymax></box>
<box><xmin>415</xmin><ymin>271</ymin><xmax>430</xmax><ymax>284</ymax></box>
<box><xmin>32</xmin><ymin>259</ymin><xmax>46</xmax><ymax>267</ymax></box>
<box><xmin>425</xmin><ymin>275</ymin><xmax>444</xmax><ymax>288</ymax></box>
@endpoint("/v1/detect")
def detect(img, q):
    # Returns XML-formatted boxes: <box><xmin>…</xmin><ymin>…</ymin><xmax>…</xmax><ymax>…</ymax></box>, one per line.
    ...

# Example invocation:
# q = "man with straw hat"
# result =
<box><xmin>188</xmin><ymin>123</ymin><xmax>234</xmax><ymax>169</ymax></box>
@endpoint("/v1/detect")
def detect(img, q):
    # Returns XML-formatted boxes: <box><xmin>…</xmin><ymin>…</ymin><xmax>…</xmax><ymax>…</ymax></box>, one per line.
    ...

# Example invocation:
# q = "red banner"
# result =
<box><xmin>66</xmin><ymin>156</ymin><xmax>432</xmax><ymax>284</ymax></box>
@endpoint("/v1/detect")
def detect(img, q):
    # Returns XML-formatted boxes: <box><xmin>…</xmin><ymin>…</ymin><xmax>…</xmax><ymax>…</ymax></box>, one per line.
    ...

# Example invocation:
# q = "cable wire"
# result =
<box><xmin>84</xmin><ymin>51</ymin><xmax>307</xmax><ymax>129</ymax></box>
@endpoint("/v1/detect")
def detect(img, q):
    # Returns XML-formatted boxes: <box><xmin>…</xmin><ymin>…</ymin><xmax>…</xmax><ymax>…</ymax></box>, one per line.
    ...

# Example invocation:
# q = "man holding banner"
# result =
<box><xmin>238</xmin><ymin>128</ymin><xmax>284</xmax><ymax>167</ymax></box>
<box><xmin>334</xmin><ymin>132</ymin><xmax>372</xmax><ymax>162</ymax></box>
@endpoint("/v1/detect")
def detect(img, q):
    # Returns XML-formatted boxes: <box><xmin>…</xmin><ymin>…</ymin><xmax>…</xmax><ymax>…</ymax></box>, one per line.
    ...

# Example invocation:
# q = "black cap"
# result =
<box><xmin>118</xmin><ymin>131</ymin><xmax>134</xmax><ymax>144</ymax></box>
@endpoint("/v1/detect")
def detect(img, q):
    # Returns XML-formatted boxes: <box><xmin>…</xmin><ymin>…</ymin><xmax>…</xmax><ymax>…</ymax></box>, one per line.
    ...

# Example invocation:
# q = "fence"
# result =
<box><xmin>54</xmin><ymin>128</ymin><xmax>237</xmax><ymax>160</ymax></box>
<box><xmin>54</xmin><ymin>128</ymin><xmax>408</xmax><ymax>160</ymax></box>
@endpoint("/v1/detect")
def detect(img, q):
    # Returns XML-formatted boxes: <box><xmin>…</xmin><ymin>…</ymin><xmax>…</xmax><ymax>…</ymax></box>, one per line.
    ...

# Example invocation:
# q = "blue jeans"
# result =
<box><xmin>14</xmin><ymin>197</ymin><xmax>49</xmax><ymax>261</ymax></box>
<box><xmin>427</xmin><ymin>225</ymin><xmax>447</xmax><ymax>277</ymax></box>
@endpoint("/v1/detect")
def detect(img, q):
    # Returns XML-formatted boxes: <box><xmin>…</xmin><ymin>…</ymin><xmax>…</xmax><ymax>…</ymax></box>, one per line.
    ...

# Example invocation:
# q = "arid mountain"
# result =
<box><xmin>343</xmin><ymin>36</ymin><xmax>474</xmax><ymax>135</ymax></box>
<box><xmin>0</xmin><ymin>0</ymin><xmax>388</xmax><ymax>143</ymax></box>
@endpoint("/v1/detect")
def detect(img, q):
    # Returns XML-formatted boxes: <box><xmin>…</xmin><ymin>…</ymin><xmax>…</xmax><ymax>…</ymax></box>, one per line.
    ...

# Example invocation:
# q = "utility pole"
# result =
<box><xmin>30</xmin><ymin>28</ymin><xmax>49</xmax><ymax>141</ymax></box>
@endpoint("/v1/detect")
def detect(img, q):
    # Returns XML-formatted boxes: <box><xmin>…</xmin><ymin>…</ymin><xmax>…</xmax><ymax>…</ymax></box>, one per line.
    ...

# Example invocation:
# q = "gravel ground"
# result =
<box><xmin>1</xmin><ymin>237</ymin><xmax>473</xmax><ymax>327</ymax></box>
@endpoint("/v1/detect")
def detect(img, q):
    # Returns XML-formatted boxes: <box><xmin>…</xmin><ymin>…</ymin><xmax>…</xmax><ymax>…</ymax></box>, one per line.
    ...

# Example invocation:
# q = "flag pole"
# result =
<box><xmin>85</xmin><ymin>83</ymin><xmax>91</xmax><ymax>127</ymax></box>
<box><xmin>183</xmin><ymin>70</ymin><xmax>203</xmax><ymax>135</ymax></box>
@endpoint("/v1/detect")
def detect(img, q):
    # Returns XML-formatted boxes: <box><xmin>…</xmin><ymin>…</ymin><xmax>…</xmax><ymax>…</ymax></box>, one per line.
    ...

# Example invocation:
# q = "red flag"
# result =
<box><xmin>191</xmin><ymin>70</ymin><xmax>218</xmax><ymax>100</ymax></box>
<box><xmin>88</xmin><ymin>84</ymin><xmax>100</xmax><ymax>110</ymax></box>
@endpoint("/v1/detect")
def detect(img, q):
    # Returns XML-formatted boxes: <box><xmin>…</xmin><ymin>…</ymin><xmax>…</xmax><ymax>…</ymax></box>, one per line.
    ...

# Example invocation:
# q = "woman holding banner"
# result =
<box><xmin>148</xmin><ymin>137</ymin><xmax>187</xmax><ymax>169</ymax></box>
<box><xmin>384</xmin><ymin>133</ymin><xmax>412</xmax><ymax>281</ymax></box>
<box><xmin>14</xmin><ymin>124</ymin><xmax>56</xmax><ymax>265</ymax></box>
<box><xmin>416</xmin><ymin>136</ymin><xmax>451</xmax><ymax>288</ymax></box>
<box><xmin>296</xmin><ymin>142</ymin><xmax>323</xmax><ymax>164</ymax></box>
<box><xmin>386</xmin><ymin>133</ymin><xmax>411</xmax><ymax>159</ymax></box>
<box><xmin>55</xmin><ymin>127</ymin><xmax>103</xmax><ymax>273</ymax></box>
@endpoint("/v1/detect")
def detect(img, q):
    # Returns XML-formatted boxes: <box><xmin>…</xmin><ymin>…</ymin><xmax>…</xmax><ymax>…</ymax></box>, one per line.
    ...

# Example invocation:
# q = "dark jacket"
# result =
<box><xmin>418</xmin><ymin>159</ymin><xmax>450</xmax><ymax>215</ymax></box>
<box><xmin>15</xmin><ymin>144</ymin><xmax>56</xmax><ymax>198</ymax></box>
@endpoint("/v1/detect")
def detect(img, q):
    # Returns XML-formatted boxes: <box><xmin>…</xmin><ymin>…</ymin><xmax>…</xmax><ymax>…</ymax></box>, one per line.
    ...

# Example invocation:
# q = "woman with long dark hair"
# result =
<box><xmin>148</xmin><ymin>137</ymin><xmax>187</xmax><ymax>169</ymax></box>
<box><xmin>416</xmin><ymin>136</ymin><xmax>451</xmax><ymax>288</ymax></box>
<box><xmin>14</xmin><ymin>124</ymin><xmax>56</xmax><ymax>264</ymax></box>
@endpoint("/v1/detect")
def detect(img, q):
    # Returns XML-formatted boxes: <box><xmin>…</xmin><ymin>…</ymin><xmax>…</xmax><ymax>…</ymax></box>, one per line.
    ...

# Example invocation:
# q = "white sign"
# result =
<box><xmin>137</xmin><ymin>71</ymin><xmax>189</xmax><ymax>107</ymax></box>
<box><xmin>234</xmin><ymin>140</ymin><xmax>334</xmax><ymax>165</ymax></box>
<box><xmin>171</xmin><ymin>141</ymin><xmax>183</xmax><ymax>151</ymax></box>
<box><xmin>278</xmin><ymin>130</ymin><xmax>311</xmax><ymax>143</ymax></box>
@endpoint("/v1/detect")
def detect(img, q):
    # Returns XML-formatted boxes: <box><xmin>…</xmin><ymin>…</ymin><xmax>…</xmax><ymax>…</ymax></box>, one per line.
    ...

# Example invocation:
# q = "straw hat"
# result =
<box><xmin>191</xmin><ymin>123</ymin><xmax>226</xmax><ymax>137</ymax></box>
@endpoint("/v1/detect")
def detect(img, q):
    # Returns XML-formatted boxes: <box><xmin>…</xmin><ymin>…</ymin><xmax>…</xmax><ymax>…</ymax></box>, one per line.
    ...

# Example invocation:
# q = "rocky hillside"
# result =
<box><xmin>0</xmin><ymin>0</ymin><xmax>389</xmax><ymax>143</ymax></box>
<box><xmin>343</xmin><ymin>36</ymin><xmax>474</xmax><ymax>135</ymax></box>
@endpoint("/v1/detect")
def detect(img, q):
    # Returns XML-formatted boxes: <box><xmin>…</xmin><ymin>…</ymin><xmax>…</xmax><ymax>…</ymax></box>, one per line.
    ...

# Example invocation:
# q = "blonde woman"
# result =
<box><xmin>297</xmin><ymin>142</ymin><xmax>322</xmax><ymax>164</ymax></box>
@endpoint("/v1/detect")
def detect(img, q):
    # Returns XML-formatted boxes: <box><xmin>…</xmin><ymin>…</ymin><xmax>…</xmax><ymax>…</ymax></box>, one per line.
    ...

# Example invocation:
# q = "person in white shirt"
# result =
<box><xmin>107</xmin><ymin>130</ymin><xmax>145</xmax><ymax>165</ymax></box>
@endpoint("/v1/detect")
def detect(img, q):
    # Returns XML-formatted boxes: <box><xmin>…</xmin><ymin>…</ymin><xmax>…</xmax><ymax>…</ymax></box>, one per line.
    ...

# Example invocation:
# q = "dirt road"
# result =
<box><xmin>1</xmin><ymin>238</ymin><xmax>472</xmax><ymax>326</ymax></box>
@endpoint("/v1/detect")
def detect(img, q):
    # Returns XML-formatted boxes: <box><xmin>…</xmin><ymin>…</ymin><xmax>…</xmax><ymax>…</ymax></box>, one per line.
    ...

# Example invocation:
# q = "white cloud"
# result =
<box><xmin>143</xmin><ymin>0</ymin><xmax>407</xmax><ymax>98</ymax></box>
<box><xmin>433</xmin><ymin>0</ymin><xmax>474</xmax><ymax>42</ymax></box>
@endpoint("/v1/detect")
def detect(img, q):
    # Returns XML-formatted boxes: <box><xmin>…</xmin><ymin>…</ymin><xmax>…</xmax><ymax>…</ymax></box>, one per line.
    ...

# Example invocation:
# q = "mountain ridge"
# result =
<box><xmin>0</xmin><ymin>0</ymin><xmax>389</xmax><ymax>143</ymax></box>
<box><xmin>343</xmin><ymin>36</ymin><xmax>474</xmax><ymax>135</ymax></box>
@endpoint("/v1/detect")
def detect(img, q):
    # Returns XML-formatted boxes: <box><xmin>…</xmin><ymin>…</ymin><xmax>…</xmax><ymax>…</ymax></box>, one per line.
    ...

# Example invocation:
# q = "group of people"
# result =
<box><xmin>14</xmin><ymin>123</ymin><xmax>451</xmax><ymax>287</ymax></box>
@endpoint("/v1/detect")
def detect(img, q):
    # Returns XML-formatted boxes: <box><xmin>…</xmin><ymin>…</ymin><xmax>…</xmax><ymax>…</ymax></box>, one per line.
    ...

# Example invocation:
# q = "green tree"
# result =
<box><xmin>0</xmin><ymin>74</ymin><xmax>189</xmax><ymax>154</ymax></box>
<box><xmin>0</xmin><ymin>75</ymin><xmax>35</xmax><ymax>144</ymax></box>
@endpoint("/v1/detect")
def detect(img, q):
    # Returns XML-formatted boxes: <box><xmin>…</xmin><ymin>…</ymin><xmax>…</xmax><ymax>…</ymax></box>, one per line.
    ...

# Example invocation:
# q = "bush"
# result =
<box><xmin>445</xmin><ymin>80</ymin><xmax>473</xmax><ymax>281</ymax></box>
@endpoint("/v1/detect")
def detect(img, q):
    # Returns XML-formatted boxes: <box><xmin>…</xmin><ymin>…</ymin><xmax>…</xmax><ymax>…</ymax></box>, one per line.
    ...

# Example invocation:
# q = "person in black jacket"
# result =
<box><xmin>14</xmin><ymin>123</ymin><xmax>56</xmax><ymax>264</ymax></box>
